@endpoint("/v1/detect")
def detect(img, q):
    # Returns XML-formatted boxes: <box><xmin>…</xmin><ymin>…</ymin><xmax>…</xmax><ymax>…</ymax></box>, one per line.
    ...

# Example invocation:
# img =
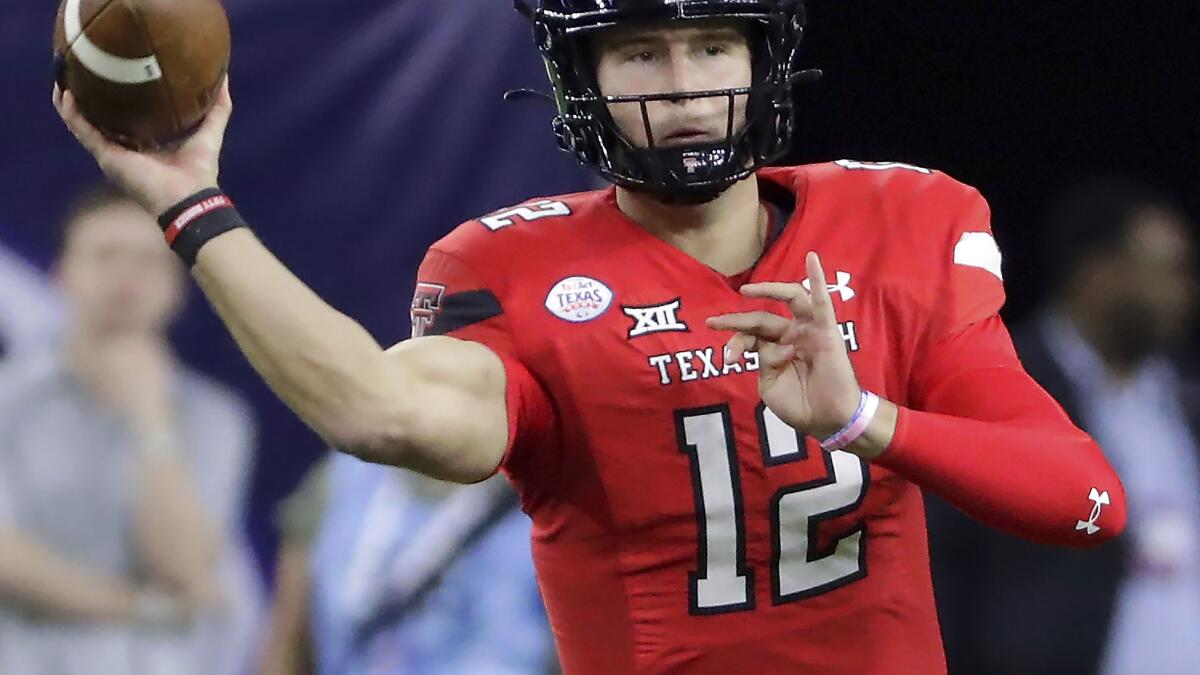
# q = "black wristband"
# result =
<box><xmin>157</xmin><ymin>188</ymin><xmax>247</xmax><ymax>267</ymax></box>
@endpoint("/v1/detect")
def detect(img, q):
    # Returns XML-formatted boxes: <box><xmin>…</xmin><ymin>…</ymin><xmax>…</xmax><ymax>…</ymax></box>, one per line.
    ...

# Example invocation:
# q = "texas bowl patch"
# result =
<box><xmin>545</xmin><ymin>276</ymin><xmax>613</xmax><ymax>323</ymax></box>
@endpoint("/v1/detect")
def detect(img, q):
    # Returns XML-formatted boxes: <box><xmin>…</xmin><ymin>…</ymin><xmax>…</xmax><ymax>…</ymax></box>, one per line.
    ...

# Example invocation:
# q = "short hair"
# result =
<box><xmin>1040</xmin><ymin>175</ymin><xmax>1185</xmax><ymax>298</ymax></box>
<box><xmin>58</xmin><ymin>183</ymin><xmax>140</xmax><ymax>254</ymax></box>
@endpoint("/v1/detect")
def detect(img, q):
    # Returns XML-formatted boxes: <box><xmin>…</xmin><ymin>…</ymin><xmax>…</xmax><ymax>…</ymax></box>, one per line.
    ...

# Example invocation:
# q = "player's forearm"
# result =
<box><xmin>0</xmin><ymin>526</ymin><xmax>137</xmax><ymax>621</ymax></box>
<box><xmin>873</xmin><ymin>377</ymin><xmax>1127</xmax><ymax>548</ymax></box>
<box><xmin>191</xmin><ymin>229</ymin><xmax>411</xmax><ymax>457</ymax></box>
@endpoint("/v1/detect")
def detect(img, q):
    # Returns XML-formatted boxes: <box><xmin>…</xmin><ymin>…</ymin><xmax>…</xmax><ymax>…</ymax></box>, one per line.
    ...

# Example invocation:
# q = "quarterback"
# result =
<box><xmin>55</xmin><ymin>1</ymin><xmax>1126</xmax><ymax>673</ymax></box>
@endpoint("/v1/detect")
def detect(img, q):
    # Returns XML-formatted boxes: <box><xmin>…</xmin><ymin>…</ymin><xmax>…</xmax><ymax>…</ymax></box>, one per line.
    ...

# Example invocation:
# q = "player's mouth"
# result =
<box><xmin>660</xmin><ymin>128</ymin><xmax>719</xmax><ymax>146</ymax></box>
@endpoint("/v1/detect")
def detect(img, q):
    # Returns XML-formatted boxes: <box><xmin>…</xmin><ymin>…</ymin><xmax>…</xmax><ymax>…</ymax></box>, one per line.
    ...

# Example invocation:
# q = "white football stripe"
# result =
<box><xmin>65</xmin><ymin>0</ymin><xmax>163</xmax><ymax>85</ymax></box>
<box><xmin>953</xmin><ymin>231</ymin><xmax>1003</xmax><ymax>281</ymax></box>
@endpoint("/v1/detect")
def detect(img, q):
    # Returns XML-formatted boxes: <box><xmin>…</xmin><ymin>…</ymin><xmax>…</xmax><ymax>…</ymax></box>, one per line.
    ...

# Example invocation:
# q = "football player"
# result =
<box><xmin>54</xmin><ymin>1</ymin><xmax>1127</xmax><ymax>673</ymax></box>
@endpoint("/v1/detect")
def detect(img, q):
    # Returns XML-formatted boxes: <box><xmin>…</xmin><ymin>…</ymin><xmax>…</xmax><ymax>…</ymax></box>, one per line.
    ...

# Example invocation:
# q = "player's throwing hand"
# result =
<box><xmin>52</xmin><ymin>79</ymin><xmax>232</xmax><ymax>216</ymax></box>
<box><xmin>706</xmin><ymin>252</ymin><xmax>865</xmax><ymax>443</ymax></box>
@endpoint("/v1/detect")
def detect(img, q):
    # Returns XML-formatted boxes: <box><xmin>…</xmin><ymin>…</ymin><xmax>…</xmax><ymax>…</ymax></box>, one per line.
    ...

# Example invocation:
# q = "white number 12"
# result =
<box><xmin>677</xmin><ymin>404</ymin><xmax>868</xmax><ymax>614</ymax></box>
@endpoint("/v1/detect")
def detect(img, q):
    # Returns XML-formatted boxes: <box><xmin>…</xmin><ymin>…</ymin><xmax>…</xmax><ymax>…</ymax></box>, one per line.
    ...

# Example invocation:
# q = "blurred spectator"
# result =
<box><xmin>258</xmin><ymin>454</ymin><xmax>554</xmax><ymax>675</ymax></box>
<box><xmin>0</xmin><ymin>240</ymin><xmax>62</xmax><ymax>359</ymax></box>
<box><xmin>0</xmin><ymin>186</ymin><xmax>262</xmax><ymax>674</ymax></box>
<box><xmin>928</xmin><ymin>177</ymin><xmax>1200</xmax><ymax>675</ymax></box>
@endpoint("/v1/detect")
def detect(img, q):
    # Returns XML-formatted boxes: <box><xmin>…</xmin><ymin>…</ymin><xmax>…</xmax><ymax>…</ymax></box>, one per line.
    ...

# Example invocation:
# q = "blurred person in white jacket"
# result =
<box><xmin>0</xmin><ymin>185</ymin><xmax>262</xmax><ymax>675</ymax></box>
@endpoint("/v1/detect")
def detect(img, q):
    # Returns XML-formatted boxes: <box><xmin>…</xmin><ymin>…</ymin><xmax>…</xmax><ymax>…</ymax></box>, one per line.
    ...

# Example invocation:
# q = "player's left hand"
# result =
<box><xmin>706</xmin><ymin>252</ymin><xmax>863</xmax><ymax>442</ymax></box>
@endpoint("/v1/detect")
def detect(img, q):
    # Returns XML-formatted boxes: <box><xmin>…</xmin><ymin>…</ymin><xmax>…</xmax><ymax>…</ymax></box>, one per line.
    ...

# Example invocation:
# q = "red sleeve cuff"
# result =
<box><xmin>491</xmin><ymin>350</ymin><xmax>556</xmax><ymax>480</ymax></box>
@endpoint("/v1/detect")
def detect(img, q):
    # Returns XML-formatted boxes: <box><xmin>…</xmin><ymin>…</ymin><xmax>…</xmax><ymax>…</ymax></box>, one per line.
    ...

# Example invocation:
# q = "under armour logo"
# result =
<box><xmin>802</xmin><ymin>270</ymin><xmax>856</xmax><ymax>302</ymax></box>
<box><xmin>623</xmin><ymin>299</ymin><xmax>689</xmax><ymax>338</ymax></box>
<box><xmin>1075</xmin><ymin>488</ymin><xmax>1111</xmax><ymax>536</ymax></box>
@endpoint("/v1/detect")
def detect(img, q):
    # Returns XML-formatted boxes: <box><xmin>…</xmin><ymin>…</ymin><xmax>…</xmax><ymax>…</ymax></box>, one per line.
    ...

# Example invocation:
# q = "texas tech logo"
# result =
<box><xmin>623</xmin><ymin>299</ymin><xmax>688</xmax><ymax>338</ymax></box>
<box><xmin>410</xmin><ymin>282</ymin><xmax>445</xmax><ymax>338</ymax></box>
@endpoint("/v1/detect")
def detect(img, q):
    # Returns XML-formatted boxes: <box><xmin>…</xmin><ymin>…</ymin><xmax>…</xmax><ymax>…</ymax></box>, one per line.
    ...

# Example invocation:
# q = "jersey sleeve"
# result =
<box><xmin>882</xmin><ymin>314</ymin><xmax>1127</xmax><ymax>547</ymax></box>
<box><xmin>880</xmin><ymin>178</ymin><xmax>1127</xmax><ymax>547</ymax></box>
<box><xmin>412</xmin><ymin>247</ymin><xmax>557</xmax><ymax>477</ymax></box>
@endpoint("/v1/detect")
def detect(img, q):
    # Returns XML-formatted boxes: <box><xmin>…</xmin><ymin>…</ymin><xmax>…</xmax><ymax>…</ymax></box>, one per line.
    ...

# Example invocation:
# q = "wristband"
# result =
<box><xmin>157</xmin><ymin>188</ymin><xmax>246</xmax><ymax>266</ymax></box>
<box><xmin>820</xmin><ymin>391</ymin><xmax>880</xmax><ymax>451</ymax></box>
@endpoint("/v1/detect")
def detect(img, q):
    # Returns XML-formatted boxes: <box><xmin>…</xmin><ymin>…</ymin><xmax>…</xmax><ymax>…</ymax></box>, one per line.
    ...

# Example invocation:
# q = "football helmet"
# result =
<box><xmin>516</xmin><ymin>0</ymin><xmax>815</xmax><ymax>204</ymax></box>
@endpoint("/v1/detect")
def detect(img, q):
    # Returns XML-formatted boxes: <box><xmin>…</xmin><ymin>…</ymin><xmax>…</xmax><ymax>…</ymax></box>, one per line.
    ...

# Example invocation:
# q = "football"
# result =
<box><xmin>53</xmin><ymin>0</ymin><xmax>231</xmax><ymax>151</ymax></box>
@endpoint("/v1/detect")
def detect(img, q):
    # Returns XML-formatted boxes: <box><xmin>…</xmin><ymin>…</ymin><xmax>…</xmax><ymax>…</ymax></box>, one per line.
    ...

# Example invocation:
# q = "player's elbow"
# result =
<box><xmin>324</xmin><ymin>406</ymin><xmax>473</xmax><ymax>481</ymax></box>
<box><xmin>314</xmin><ymin>362</ymin><xmax>426</xmax><ymax>466</ymax></box>
<box><xmin>325</xmin><ymin>338</ymin><xmax>505</xmax><ymax>482</ymax></box>
<box><xmin>1101</xmin><ymin>491</ymin><xmax>1128</xmax><ymax>541</ymax></box>
<box><xmin>324</xmin><ymin>406</ymin><xmax>418</xmax><ymax>468</ymax></box>
<box><xmin>1073</xmin><ymin>480</ymin><xmax>1127</xmax><ymax>549</ymax></box>
<box><xmin>1061</xmin><ymin>450</ymin><xmax>1128</xmax><ymax>549</ymax></box>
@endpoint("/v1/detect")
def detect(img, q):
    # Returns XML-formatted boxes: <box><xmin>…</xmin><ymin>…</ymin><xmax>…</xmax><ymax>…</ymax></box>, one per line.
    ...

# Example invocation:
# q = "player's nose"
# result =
<box><xmin>664</xmin><ymin>50</ymin><xmax>707</xmax><ymax>99</ymax></box>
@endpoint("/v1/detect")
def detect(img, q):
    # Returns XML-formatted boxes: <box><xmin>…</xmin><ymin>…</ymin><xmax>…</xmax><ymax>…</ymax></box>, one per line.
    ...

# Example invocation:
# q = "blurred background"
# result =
<box><xmin>1</xmin><ymin>0</ymin><xmax>1197</xmax><ymax>673</ymax></box>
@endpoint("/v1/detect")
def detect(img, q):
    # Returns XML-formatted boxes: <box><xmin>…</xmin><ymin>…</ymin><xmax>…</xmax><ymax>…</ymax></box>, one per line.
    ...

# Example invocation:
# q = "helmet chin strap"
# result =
<box><xmin>630</xmin><ymin>143</ymin><xmax>746</xmax><ymax>205</ymax></box>
<box><xmin>629</xmin><ymin>182</ymin><xmax>732</xmax><ymax>206</ymax></box>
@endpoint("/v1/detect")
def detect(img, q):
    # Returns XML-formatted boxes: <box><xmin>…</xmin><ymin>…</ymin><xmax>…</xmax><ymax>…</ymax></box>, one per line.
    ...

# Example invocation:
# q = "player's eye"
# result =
<box><xmin>627</xmin><ymin>49</ymin><xmax>657</xmax><ymax>63</ymax></box>
<box><xmin>703</xmin><ymin>44</ymin><xmax>727</xmax><ymax>57</ymax></box>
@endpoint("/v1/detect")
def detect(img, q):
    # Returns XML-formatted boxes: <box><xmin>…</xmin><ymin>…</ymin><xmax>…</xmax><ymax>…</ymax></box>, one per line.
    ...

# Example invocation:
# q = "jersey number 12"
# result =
<box><xmin>677</xmin><ymin>404</ymin><xmax>868</xmax><ymax>614</ymax></box>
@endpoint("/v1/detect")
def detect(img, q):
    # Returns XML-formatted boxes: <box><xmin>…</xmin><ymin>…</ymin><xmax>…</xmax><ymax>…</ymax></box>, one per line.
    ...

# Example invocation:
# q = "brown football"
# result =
<box><xmin>53</xmin><ymin>0</ymin><xmax>231</xmax><ymax>151</ymax></box>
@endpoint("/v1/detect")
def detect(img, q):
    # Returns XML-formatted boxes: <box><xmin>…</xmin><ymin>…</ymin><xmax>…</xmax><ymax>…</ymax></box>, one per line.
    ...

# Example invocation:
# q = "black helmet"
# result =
<box><xmin>516</xmin><ymin>0</ymin><xmax>813</xmax><ymax>204</ymax></box>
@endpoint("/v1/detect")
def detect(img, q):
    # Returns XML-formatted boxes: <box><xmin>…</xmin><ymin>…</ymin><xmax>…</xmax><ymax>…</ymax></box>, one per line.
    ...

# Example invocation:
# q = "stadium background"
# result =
<box><xmin>2</xmin><ymin>0</ymin><xmax>1197</xmax><ymax>574</ymax></box>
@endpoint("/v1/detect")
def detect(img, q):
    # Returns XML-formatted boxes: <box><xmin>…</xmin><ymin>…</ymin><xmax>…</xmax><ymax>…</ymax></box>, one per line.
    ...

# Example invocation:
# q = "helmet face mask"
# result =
<box><xmin>530</xmin><ymin>0</ymin><xmax>808</xmax><ymax>205</ymax></box>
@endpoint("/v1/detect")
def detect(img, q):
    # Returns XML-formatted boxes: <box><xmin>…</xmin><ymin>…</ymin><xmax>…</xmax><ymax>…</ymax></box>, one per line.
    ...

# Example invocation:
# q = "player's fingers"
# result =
<box><xmin>780</xmin><ymin>321</ymin><xmax>804</xmax><ymax>346</ymax></box>
<box><xmin>738</xmin><ymin>282</ymin><xmax>814</xmax><ymax>319</ymax></box>
<box><xmin>58</xmin><ymin>90</ymin><xmax>112</xmax><ymax>158</ymax></box>
<box><xmin>723</xmin><ymin>333</ymin><xmax>758</xmax><ymax>363</ymax></box>
<box><xmin>778</xmin><ymin>322</ymin><xmax>835</xmax><ymax>357</ymax></box>
<box><xmin>806</xmin><ymin>252</ymin><xmax>838</xmax><ymax>327</ymax></box>
<box><xmin>212</xmin><ymin>75</ymin><xmax>233</xmax><ymax>118</ymax></box>
<box><xmin>706</xmin><ymin>311</ymin><xmax>793</xmax><ymax>341</ymax></box>
<box><xmin>758</xmin><ymin>342</ymin><xmax>797</xmax><ymax>370</ymax></box>
<box><xmin>196</xmin><ymin>78</ymin><xmax>233</xmax><ymax>142</ymax></box>
<box><xmin>52</xmin><ymin>85</ymin><xmax>64</xmax><ymax>111</ymax></box>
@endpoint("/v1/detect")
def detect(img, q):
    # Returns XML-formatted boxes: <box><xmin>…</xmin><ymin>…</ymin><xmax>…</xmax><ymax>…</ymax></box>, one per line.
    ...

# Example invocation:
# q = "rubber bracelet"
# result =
<box><xmin>157</xmin><ymin>188</ymin><xmax>247</xmax><ymax>266</ymax></box>
<box><xmin>820</xmin><ymin>391</ymin><xmax>880</xmax><ymax>451</ymax></box>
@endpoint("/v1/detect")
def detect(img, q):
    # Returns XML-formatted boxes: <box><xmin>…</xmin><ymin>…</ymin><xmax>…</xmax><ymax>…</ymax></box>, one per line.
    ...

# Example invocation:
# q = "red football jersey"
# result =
<box><xmin>412</xmin><ymin>161</ymin><xmax>1006</xmax><ymax>674</ymax></box>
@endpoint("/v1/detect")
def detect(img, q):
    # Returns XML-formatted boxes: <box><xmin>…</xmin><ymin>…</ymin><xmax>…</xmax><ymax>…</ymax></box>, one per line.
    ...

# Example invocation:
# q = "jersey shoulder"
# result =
<box><xmin>767</xmin><ymin>159</ymin><xmax>986</xmax><ymax>230</ymax></box>
<box><xmin>768</xmin><ymin>161</ymin><xmax>1004</xmax><ymax>328</ymax></box>
<box><xmin>427</xmin><ymin>187</ymin><xmax>616</xmax><ymax>266</ymax></box>
<box><xmin>775</xmin><ymin>160</ymin><xmax>996</xmax><ymax>273</ymax></box>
